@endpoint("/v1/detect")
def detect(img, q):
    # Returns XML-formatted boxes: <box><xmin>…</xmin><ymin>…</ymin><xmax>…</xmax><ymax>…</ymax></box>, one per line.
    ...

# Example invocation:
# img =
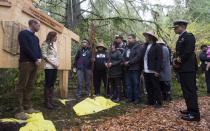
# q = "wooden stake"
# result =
<box><xmin>59</xmin><ymin>70</ymin><xmax>69</xmax><ymax>98</ymax></box>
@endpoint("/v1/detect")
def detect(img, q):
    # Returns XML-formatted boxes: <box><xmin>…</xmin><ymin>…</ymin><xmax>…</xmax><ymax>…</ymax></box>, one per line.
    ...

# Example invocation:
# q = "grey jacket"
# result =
<box><xmin>160</xmin><ymin>44</ymin><xmax>172</xmax><ymax>81</ymax></box>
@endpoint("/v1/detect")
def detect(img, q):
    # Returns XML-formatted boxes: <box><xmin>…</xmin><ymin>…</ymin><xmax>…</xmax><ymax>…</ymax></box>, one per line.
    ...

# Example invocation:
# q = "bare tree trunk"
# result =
<box><xmin>65</xmin><ymin>0</ymin><xmax>82</xmax><ymax>30</ymax></box>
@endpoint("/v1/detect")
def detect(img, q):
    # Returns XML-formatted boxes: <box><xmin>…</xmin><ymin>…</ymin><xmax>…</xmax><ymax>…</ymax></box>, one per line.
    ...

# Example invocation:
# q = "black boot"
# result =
<box><xmin>113</xmin><ymin>86</ymin><xmax>120</xmax><ymax>102</ymax></box>
<box><xmin>44</xmin><ymin>88</ymin><xmax>54</xmax><ymax>110</ymax></box>
<box><xmin>154</xmin><ymin>101</ymin><xmax>162</xmax><ymax>108</ymax></box>
<box><xmin>133</xmin><ymin>99</ymin><xmax>140</xmax><ymax>104</ymax></box>
<box><xmin>180</xmin><ymin>110</ymin><xmax>189</xmax><ymax>115</ymax></box>
<box><xmin>165</xmin><ymin>92</ymin><xmax>172</xmax><ymax>102</ymax></box>
<box><xmin>162</xmin><ymin>92</ymin><xmax>167</xmax><ymax>101</ymax></box>
<box><xmin>181</xmin><ymin>113</ymin><xmax>200</xmax><ymax>121</ymax></box>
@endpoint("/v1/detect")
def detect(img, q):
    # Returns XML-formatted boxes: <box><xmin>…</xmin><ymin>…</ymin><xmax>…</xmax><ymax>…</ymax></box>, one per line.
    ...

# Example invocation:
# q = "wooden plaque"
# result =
<box><xmin>22</xmin><ymin>5</ymin><xmax>64</xmax><ymax>33</ymax></box>
<box><xmin>0</xmin><ymin>0</ymin><xmax>12</xmax><ymax>7</ymax></box>
<box><xmin>2</xmin><ymin>21</ymin><xmax>26</xmax><ymax>55</ymax></box>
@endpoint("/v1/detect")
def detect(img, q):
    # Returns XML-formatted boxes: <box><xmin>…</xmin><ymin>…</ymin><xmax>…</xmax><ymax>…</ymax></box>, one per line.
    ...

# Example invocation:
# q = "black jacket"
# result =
<box><xmin>94</xmin><ymin>50</ymin><xmax>108</xmax><ymax>71</ymax></box>
<box><xmin>175</xmin><ymin>32</ymin><xmax>198</xmax><ymax>72</ymax></box>
<box><xmin>109</xmin><ymin>49</ymin><xmax>123</xmax><ymax>78</ymax></box>
<box><xmin>123</xmin><ymin>42</ymin><xmax>143</xmax><ymax>71</ymax></box>
<box><xmin>142</xmin><ymin>43</ymin><xmax>163</xmax><ymax>73</ymax></box>
<box><xmin>18</xmin><ymin>30</ymin><xmax>42</xmax><ymax>62</ymax></box>
<box><xmin>199</xmin><ymin>51</ymin><xmax>207</xmax><ymax>72</ymax></box>
<box><xmin>74</xmin><ymin>47</ymin><xmax>92</xmax><ymax>70</ymax></box>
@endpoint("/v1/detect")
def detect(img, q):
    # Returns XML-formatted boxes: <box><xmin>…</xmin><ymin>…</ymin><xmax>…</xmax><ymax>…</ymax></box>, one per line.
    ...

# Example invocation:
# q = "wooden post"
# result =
<box><xmin>59</xmin><ymin>70</ymin><xmax>69</xmax><ymax>98</ymax></box>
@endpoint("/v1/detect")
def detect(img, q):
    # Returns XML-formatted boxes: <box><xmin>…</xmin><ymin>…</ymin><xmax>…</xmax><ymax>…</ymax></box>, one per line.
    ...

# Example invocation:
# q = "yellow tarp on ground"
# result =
<box><xmin>0</xmin><ymin>113</ymin><xmax>56</xmax><ymax>131</ymax></box>
<box><xmin>73</xmin><ymin>96</ymin><xmax>119</xmax><ymax>116</ymax></box>
<box><xmin>58</xmin><ymin>99</ymin><xmax>70</xmax><ymax>105</ymax></box>
<box><xmin>0</xmin><ymin>118</ymin><xmax>25</xmax><ymax>123</ymax></box>
<box><xmin>20</xmin><ymin>113</ymin><xmax>56</xmax><ymax>131</ymax></box>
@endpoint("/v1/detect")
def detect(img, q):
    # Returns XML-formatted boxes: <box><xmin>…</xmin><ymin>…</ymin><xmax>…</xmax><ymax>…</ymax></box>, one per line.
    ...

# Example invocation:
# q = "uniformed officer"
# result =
<box><xmin>172</xmin><ymin>20</ymin><xmax>200</xmax><ymax>121</ymax></box>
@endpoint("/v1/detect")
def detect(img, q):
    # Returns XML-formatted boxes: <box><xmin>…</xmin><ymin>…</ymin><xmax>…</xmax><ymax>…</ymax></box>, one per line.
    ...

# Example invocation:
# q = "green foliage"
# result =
<box><xmin>0</xmin><ymin>69</ymin><xmax>18</xmax><ymax>95</ymax></box>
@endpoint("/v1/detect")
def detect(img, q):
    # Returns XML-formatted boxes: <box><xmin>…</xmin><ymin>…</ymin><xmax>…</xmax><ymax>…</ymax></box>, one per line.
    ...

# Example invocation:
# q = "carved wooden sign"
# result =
<box><xmin>22</xmin><ymin>5</ymin><xmax>64</xmax><ymax>33</ymax></box>
<box><xmin>1</xmin><ymin>21</ymin><xmax>26</xmax><ymax>55</ymax></box>
<box><xmin>0</xmin><ymin>0</ymin><xmax>12</xmax><ymax>7</ymax></box>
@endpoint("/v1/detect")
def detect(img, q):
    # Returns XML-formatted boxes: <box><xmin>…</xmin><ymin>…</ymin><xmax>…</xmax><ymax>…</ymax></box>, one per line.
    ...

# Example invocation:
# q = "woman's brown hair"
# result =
<box><xmin>45</xmin><ymin>31</ymin><xmax>57</xmax><ymax>43</ymax></box>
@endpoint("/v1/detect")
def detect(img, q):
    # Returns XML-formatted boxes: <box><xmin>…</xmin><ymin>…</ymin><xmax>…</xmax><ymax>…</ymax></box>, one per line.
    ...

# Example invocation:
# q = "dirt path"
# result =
<box><xmin>71</xmin><ymin>96</ymin><xmax>210</xmax><ymax>131</ymax></box>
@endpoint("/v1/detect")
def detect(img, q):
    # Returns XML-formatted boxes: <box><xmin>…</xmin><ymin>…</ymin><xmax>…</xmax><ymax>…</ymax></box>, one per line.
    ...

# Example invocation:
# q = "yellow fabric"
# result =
<box><xmin>25</xmin><ymin>112</ymin><xmax>45</xmax><ymax>122</ymax></box>
<box><xmin>20</xmin><ymin>120</ymin><xmax>56</xmax><ymax>131</ymax></box>
<box><xmin>0</xmin><ymin>113</ymin><xmax>56</xmax><ymax>131</ymax></box>
<box><xmin>20</xmin><ymin>113</ymin><xmax>56</xmax><ymax>131</ymax></box>
<box><xmin>73</xmin><ymin>96</ymin><xmax>119</xmax><ymax>116</ymax></box>
<box><xmin>58</xmin><ymin>99</ymin><xmax>70</xmax><ymax>105</ymax></box>
<box><xmin>0</xmin><ymin>118</ymin><xmax>25</xmax><ymax>123</ymax></box>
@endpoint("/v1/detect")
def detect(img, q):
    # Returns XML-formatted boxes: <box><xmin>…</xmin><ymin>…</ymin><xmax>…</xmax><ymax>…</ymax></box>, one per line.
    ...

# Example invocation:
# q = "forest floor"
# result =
<box><xmin>1</xmin><ymin>89</ymin><xmax>210</xmax><ymax>131</ymax></box>
<box><xmin>70</xmin><ymin>96</ymin><xmax>210</xmax><ymax>131</ymax></box>
<box><xmin>0</xmin><ymin>74</ymin><xmax>210</xmax><ymax>131</ymax></box>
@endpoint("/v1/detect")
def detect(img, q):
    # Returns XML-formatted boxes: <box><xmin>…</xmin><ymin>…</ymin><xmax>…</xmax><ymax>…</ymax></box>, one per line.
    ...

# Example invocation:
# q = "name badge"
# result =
<box><xmin>82</xmin><ymin>53</ymin><xmax>86</xmax><ymax>56</ymax></box>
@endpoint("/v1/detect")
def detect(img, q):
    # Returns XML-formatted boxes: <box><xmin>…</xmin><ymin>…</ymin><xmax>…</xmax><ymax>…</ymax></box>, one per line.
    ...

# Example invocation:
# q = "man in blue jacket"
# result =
<box><xmin>15</xmin><ymin>19</ymin><xmax>42</xmax><ymax>120</ymax></box>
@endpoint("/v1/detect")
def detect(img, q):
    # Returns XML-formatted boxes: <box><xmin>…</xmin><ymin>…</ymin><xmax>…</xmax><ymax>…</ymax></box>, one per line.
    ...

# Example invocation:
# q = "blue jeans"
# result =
<box><xmin>76</xmin><ymin>69</ymin><xmax>92</xmax><ymax>98</ymax></box>
<box><xmin>125</xmin><ymin>70</ymin><xmax>141</xmax><ymax>101</ymax></box>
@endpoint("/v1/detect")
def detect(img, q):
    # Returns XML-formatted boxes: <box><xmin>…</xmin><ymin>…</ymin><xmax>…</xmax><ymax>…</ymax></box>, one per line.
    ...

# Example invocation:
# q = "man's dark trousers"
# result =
<box><xmin>16</xmin><ymin>62</ymin><xmax>38</xmax><ymax>112</ymax></box>
<box><xmin>179</xmin><ymin>72</ymin><xmax>199</xmax><ymax>115</ymax></box>
<box><xmin>144</xmin><ymin>73</ymin><xmax>162</xmax><ymax>105</ymax></box>
<box><xmin>93</xmin><ymin>70</ymin><xmax>107</xmax><ymax>95</ymax></box>
<box><xmin>126</xmin><ymin>70</ymin><xmax>140</xmax><ymax>101</ymax></box>
<box><xmin>205</xmin><ymin>70</ymin><xmax>210</xmax><ymax>94</ymax></box>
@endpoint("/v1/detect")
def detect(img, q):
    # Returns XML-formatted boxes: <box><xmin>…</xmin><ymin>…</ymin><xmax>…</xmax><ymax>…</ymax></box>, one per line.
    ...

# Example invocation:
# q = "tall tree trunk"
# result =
<box><xmin>65</xmin><ymin>0</ymin><xmax>82</xmax><ymax>30</ymax></box>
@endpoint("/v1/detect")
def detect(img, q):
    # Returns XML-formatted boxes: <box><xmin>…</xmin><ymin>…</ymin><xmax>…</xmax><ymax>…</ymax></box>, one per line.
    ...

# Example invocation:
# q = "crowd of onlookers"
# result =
<box><xmin>73</xmin><ymin>33</ymin><xmax>172</xmax><ymax>108</ymax></box>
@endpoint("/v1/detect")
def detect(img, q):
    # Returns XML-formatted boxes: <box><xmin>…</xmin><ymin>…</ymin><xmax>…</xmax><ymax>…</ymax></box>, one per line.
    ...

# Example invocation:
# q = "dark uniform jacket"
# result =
<box><xmin>94</xmin><ymin>50</ymin><xmax>108</xmax><ymax>71</ymax></box>
<box><xmin>142</xmin><ymin>43</ymin><xmax>163</xmax><ymax>73</ymax></box>
<box><xmin>109</xmin><ymin>49</ymin><xmax>123</xmax><ymax>78</ymax></box>
<box><xmin>175</xmin><ymin>32</ymin><xmax>198</xmax><ymax>73</ymax></box>
<box><xmin>123</xmin><ymin>42</ymin><xmax>143</xmax><ymax>71</ymax></box>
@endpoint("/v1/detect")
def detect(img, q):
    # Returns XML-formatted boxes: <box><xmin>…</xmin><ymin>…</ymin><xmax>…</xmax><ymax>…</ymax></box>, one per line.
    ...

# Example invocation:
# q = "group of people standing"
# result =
<box><xmin>73</xmin><ymin>20</ymin><xmax>201</xmax><ymax>122</ymax></box>
<box><xmin>74</xmin><ymin>33</ymin><xmax>172</xmax><ymax>106</ymax></box>
<box><xmin>15</xmin><ymin>18</ymin><xmax>201</xmax><ymax>122</ymax></box>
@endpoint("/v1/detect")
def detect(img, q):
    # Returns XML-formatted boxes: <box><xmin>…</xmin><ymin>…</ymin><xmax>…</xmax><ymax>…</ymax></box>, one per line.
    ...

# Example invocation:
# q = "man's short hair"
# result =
<box><xmin>200</xmin><ymin>44</ymin><xmax>207</xmax><ymax>50</ymax></box>
<box><xmin>128</xmin><ymin>34</ymin><xmax>136</xmax><ymax>39</ymax></box>
<box><xmin>115</xmin><ymin>35</ymin><xmax>123</xmax><ymax>39</ymax></box>
<box><xmin>82</xmin><ymin>38</ymin><xmax>91</xmax><ymax>45</ymax></box>
<box><xmin>28</xmin><ymin>19</ymin><xmax>39</xmax><ymax>26</ymax></box>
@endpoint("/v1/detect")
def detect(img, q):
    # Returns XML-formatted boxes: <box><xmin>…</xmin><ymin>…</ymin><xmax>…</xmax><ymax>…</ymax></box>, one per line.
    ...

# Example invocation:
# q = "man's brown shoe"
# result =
<box><xmin>15</xmin><ymin>112</ymin><xmax>29</xmax><ymax>120</ymax></box>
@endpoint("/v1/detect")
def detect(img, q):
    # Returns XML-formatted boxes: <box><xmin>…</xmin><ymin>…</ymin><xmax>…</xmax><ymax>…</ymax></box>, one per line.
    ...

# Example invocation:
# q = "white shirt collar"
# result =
<box><xmin>180</xmin><ymin>31</ymin><xmax>186</xmax><ymax>36</ymax></box>
<box><xmin>27</xmin><ymin>28</ymin><xmax>33</xmax><ymax>33</ymax></box>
